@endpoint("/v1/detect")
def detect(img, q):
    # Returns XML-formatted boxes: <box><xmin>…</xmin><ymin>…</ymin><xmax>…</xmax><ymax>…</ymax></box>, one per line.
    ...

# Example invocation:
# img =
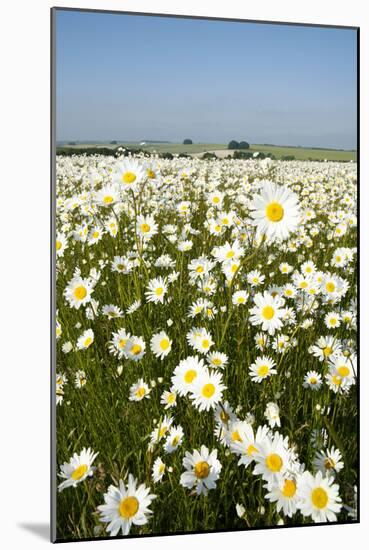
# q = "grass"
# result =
<box><xmin>55</xmin><ymin>154</ymin><xmax>357</xmax><ymax>540</ymax></box>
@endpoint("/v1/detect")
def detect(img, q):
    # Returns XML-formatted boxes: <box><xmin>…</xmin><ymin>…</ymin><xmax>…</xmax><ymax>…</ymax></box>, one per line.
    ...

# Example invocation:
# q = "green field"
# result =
<box><xmin>57</xmin><ymin>141</ymin><xmax>356</xmax><ymax>162</ymax></box>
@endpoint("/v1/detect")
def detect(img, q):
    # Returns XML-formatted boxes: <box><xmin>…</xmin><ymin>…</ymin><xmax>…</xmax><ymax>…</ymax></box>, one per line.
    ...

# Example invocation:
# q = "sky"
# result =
<box><xmin>55</xmin><ymin>10</ymin><xmax>357</xmax><ymax>149</ymax></box>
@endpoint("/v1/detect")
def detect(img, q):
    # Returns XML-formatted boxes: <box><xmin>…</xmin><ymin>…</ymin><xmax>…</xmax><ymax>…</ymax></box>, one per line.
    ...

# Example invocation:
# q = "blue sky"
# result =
<box><xmin>55</xmin><ymin>10</ymin><xmax>357</xmax><ymax>149</ymax></box>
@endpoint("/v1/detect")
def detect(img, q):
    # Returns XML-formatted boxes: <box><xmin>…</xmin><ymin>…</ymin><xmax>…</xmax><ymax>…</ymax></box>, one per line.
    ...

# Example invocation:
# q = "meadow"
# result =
<box><xmin>57</xmin><ymin>142</ymin><xmax>357</xmax><ymax>162</ymax></box>
<box><xmin>55</xmin><ymin>153</ymin><xmax>357</xmax><ymax>540</ymax></box>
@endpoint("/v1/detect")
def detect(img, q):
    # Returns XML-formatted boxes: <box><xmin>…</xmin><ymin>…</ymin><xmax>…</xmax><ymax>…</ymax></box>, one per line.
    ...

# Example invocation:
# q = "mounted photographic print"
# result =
<box><xmin>51</xmin><ymin>7</ymin><xmax>359</xmax><ymax>543</ymax></box>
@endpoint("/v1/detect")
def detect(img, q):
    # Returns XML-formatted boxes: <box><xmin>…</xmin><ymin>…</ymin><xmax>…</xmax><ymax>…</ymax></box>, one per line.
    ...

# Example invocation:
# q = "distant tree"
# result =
<box><xmin>67</xmin><ymin>141</ymin><xmax>76</xmax><ymax>145</ymax></box>
<box><xmin>110</xmin><ymin>140</ymin><xmax>118</xmax><ymax>144</ymax></box>
<box><xmin>228</xmin><ymin>140</ymin><xmax>239</xmax><ymax>150</ymax></box>
<box><xmin>239</xmin><ymin>141</ymin><xmax>250</xmax><ymax>149</ymax></box>
<box><xmin>183</xmin><ymin>139</ymin><xmax>193</xmax><ymax>144</ymax></box>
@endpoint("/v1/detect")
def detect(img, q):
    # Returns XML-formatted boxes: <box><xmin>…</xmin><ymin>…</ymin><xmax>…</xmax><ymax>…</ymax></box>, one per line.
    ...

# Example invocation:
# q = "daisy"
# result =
<box><xmin>324</xmin><ymin>312</ymin><xmax>341</xmax><ymax>330</ymax></box>
<box><xmin>75</xmin><ymin>370</ymin><xmax>87</xmax><ymax>388</ymax></box>
<box><xmin>163</xmin><ymin>425</ymin><xmax>184</xmax><ymax>454</ymax></box>
<box><xmin>125</xmin><ymin>336</ymin><xmax>146</xmax><ymax>361</ymax></box>
<box><xmin>247</xmin><ymin>270</ymin><xmax>265</xmax><ymax>287</ymax></box>
<box><xmin>313</xmin><ymin>447</ymin><xmax>344</xmax><ymax>476</ymax></box>
<box><xmin>249</xmin><ymin>291</ymin><xmax>286</xmax><ymax>335</ymax></box>
<box><xmin>102</xmin><ymin>304</ymin><xmax>123</xmax><ymax>319</ymax></box>
<box><xmin>112</xmin><ymin>159</ymin><xmax>145</xmax><ymax>192</ymax></box>
<box><xmin>98</xmin><ymin>474</ymin><xmax>156</xmax><ymax>536</ymax></box>
<box><xmin>56</xmin><ymin>232</ymin><xmax>68</xmax><ymax>257</ymax></box>
<box><xmin>232</xmin><ymin>290</ymin><xmax>249</xmax><ymax>306</ymax></box>
<box><xmin>328</xmin><ymin>354</ymin><xmax>356</xmax><ymax>388</ymax></box>
<box><xmin>171</xmin><ymin>355</ymin><xmax>206</xmax><ymax>396</ymax></box>
<box><xmin>152</xmin><ymin>457</ymin><xmax>166</xmax><ymax>483</ymax></box>
<box><xmin>76</xmin><ymin>328</ymin><xmax>94</xmax><ymax>350</ymax></box>
<box><xmin>249</xmin><ymin>356</ymin><xmax>277</xmax><ymax>383</ymax></box>
<box><xmin>109</xmin><ymin>328</ymin><xmax>131</xmax><ymax>359</ymax></box>
<box><xmin>96</xmin><ymin>185</ymin><xmax>119</xmax><ymax>207</ymax></box>
<box><xmin>126</xmin><ymin>300</ymin><xmax>141</xmax><ymax>315</ymax></box>
<box><xmin>207</xmin><ymin>351</ymin><xmax>228</xmax><ymax>370</ymax></box>
<box><xmin>160</xmin><ymin>389</ymin><xmax>177</xmax><ymax>409</ymax></box>
<box><xmin>190</xmin><ymin>369</ymin><xmax>226</xmax><ymax>411</ymax></box>
<box><xmin>150</xmin><ymin>331</ymin><xmax>172</xmax><ymax>360</ymax></box>
<box><xmin>58</xmin><ymin>447</ymin><xmax>98</xmax><ymax>491</ymax></box>
<box><xmin>250</xmin><ymin>181</ymin><xmax>300</xmax><ymax>241</ymax></box>
<box><xmin>253</xmin><ymin>432</ymin><xmax>291</xmax><ymax>482</ymax></box>
<box><xmin>303</xmin><ymin>371</ymin><xmax>323</xmax><ymax>390</ymax></box>
<box><xmin>310</xmin><ymin>336</ymin><xmax>341</xmax><ymax>362</ymax></box>
<box><xmin>230</xmin><ymin>423</ymin><xmax>269</xmax><ymax>468</ymax></box>
<box><xmin>264</xmin><ymin>476</ymin><xmax>300</xmax><ymax>518</ymax></box>
<box><xmin>297</xmin><ymin>470</ymin><xmax>342</xmax><ymax>523</ymax></box>
<box><xmin>145</xmin><ymin>277</ymin><xmax>168</xmax><ymax>304</ymax></box>
<box><xmin>111</xmin><ymin>255</ymin><xmax>133</xmax><ymax>274</ymax></box>
<box><xmin>64</xmin><ymin>275</ymin><xmax>94</xmax><ymax>310</ymax></box>
<box><xmin>129</xmin><ymin>379</ymin><xmax>151</xmax><ymax>401</ymax></box>
<box><xmin>264</xmin><ymin>402</ymin><xmax>281</xmax><ymax>428</ymax></box>
<box><xmin>149</xmin><ymin>415</ymin><xmax>174</xmax><ymax>446</ymax></box>
<box><xmin>136</xmin><ymin>215</ymin><xmax>158</xmax><ymax>241</ymax></box>
<box><xmin>187</xmin><ymin>327</ymin><xmax>214</xmax><ymax>355</ymax></box>
<box><xmin>180</xmin><ymin>445</ymin><xmax>222</xmax><ymax>496</ymax></box>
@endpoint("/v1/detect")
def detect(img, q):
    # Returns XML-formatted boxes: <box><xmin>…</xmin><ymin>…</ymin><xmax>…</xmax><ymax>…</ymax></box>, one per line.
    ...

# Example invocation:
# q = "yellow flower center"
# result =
<box><xmin>122</xmin><ymin>171</ymin><xmax>137</xmax><ymax>184</ymax></box>
<box><xmin>266</xmin><ymin>202</ymin><xmax>284</xmax><ymax>222</ymax></box>
<box><xmin>332</xmin><ymin>375</ymin><xmax>342</xmax><ymax>386</ymax></box>
<box><xmin>212</xmin><ymin>358</ymin><xmax>222</xmax><ymax>366</ymax></box>
<box><xmin>56</xmin><ymin>240</ymin><xmax>62</xmax><ymax>250</ymax></box>
<box><xmin>311</xmin><ymin>487</ymin><xmax>328</xmax><ymax>509</ymax></box>
<box><xmin>184</xmin><ymin>370</ymin><xmax>197</xmax><ymax>384</ymax></box>
<box><xmin>147</xmin><ymin>169</ymin><xmax>156</xmax><ymax>179</ymax></box>
<box><xmin>159</xmin><ymin>463</ymin><xmax>165</xmax><ymax>473</ymax></box>
<box><xmin>282</xmin><ymin>479</ymin><xmax>297</xmax><ymax>498</ymax></box>
<box><xmin>118</xmin><ymin>339</ymin><xmax>127</xmax><ymax>349</ymax></box>
<box><xmin>155</xmin><ymin>287</ymin><xmax>163</xmax><ymax>296</ymax></box>
<box><xmin>196</xmin><ymin>266</ymin><xmax>204</xmax><ymax>273</ymax></box>
<box><xmin>74</xmin><ymin>286</ymin><xmax>87</xmax><ymax>300</ymax></box>
<box><xmin>220</xmin><ymin>410</ymin><xmax>229</xmax><ymax>423</ymax></box>
<box><xmin>202</xmin><ymin>339</ymin><xmax>210</xmax><ymax>349</ymax></box>
<box><xmin>167</xmin><ymin>393</ymin><xmax>175</xmax><ymax>403</ymax></box>
<box><xmin>323</xmin><ymin>346</ymin><xmax>333</xmax><ymax>357</ymax></box>
<box><xmin>136</xmin><ymin>387</ymin><xmax>146</xmax><ymax>397</ymax></box>
<box><xmin>194</xmin><ymin>461</ymin><xmax>210</xmax><ymax>479</ymax></box>
<box><xmin>84</xmin><ymin>337</ymin><xmax>92</xmax><ymax>347</ymax></box>
<box><xmin>103</xmin><ymin>195</ymin><xmax>113</xmax><ymax>204</ymax></box>
<box><xmin>119</xmin><ymin>496</ymin><xmax>139</xmax><ymax>518</ymax></box>
<box><xmin>222</xmin><ymin>218</ymin><xmax>229</xmax><ymax>225</ymax></box>
<box><xmin>262</xmin><ymin>305</ymin><xmax>275</xmax><ymax>320</ymax></box>
<box><xmin>265</xmin><ymin>453</ymin><xmax>283</xmax><ymax>472</ymax></box>
<box><xmin>202</xmin><ymin>383</ymin><xmax>215</xmax><ymax>398</ymax></box>
<box><xmin>131</xmin><ymin>344</ymin><xmax>142</xmax><ymax>355</ymax></box>
<box><xmin>213</xmin><ymin>196</ymin><xmax>220</xmax><ymax>204</ymax></box>
<box><xmin>257</xmin><ymin>365</ymin><xmax>270</xmax><ymax>377</ymax></box>
<box><xmin>226</xmin><ymin>250</ymin><xmax>235</xmax><ymax>259</ymax></box>
<box><xmin>231</xmin><ymin>430</ymin><xmax>242</xmax><ymax>442</ymax></box>
<box><xmin>310</xmin><ymin>377</ymin><xmax>317</xmax><ymax>385</ymax></box>
<box><xmin>326</xmin><ymin>282</ymin><xmax>336</xmax><ymax>293</ymax></box>
<box><xmin>71</xmin><ymin>464</ymin><xmax>88</xmax><ymax>481</ymax></box>
<box><xmin>159</xmin><ymin>338</ymin><xmax>170</xmax><ymax>351</ymax></box>
<box><xmin>247</xmin><ymin>444</ymin><xmax>258</xmax><ymax>456</ymax></box>
<box><xmin>300</xmin><ymin>281</ymin><xmax>308</xmax><ymax>289</ymax></box>
<box><xmin>338</xmin><ymin>366</ymin><xmax>350</xmax><ymax>377</ymax></box>
<box><xmin>141</xmin><ymin>223</ymin><xmax>150</xmax><ymax>233</ymax></box>
<box><xmin>324</xmin><ymin>458</ymin><xmax>335</xmax><ymax>470</ymax></box>
<box><xmin>92</xmin><ymin>231</ymin><xmax>99</xmax><ymax>239</ymax></box>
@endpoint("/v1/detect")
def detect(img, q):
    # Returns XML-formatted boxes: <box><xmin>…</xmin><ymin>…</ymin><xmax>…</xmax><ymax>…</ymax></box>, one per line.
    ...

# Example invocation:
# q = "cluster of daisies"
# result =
<box><xmin>55</xmin><ymin>153</ymin><xmax>357</xmax><ymax>537</ymax></box>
